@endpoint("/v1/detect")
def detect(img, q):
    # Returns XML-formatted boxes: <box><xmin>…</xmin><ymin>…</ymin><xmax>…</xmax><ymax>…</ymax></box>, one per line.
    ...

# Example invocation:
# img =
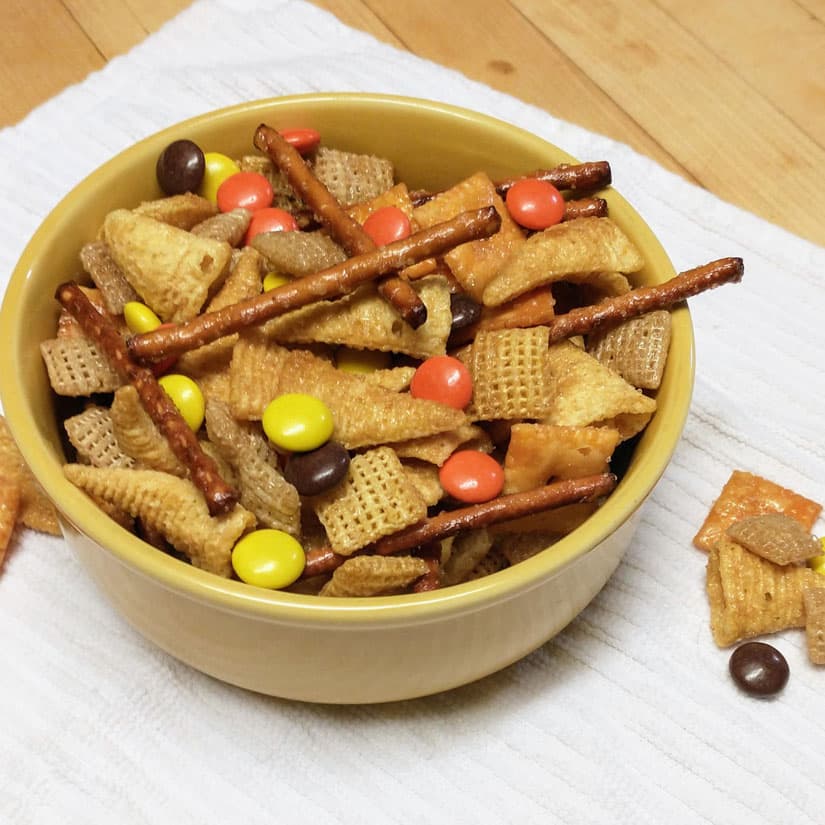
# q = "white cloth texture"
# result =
<box><xmin>1</xmin><ymin>2</ymin><xmax>824</xmax><ymax>823</ymax></box>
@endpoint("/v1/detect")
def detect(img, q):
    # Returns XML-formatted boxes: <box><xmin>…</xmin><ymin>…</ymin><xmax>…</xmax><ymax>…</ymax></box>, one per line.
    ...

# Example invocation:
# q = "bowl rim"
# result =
<box><xmin>0</xmin><ymin>92</ymin><xmax>694</xmax><ymax>627</ymax></box>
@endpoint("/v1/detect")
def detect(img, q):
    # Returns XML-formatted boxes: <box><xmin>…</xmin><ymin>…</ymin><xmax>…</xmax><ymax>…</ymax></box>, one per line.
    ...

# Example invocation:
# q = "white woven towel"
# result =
<box><xmin>1</xmin><ymin>2</ymin><xmax>823</xmax><ymax>823</ymax></box>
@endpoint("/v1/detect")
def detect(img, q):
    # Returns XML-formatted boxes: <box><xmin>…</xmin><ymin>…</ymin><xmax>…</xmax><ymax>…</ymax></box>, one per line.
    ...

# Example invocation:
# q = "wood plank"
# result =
<box><xmin>64</xmin><ymin>0</ymin><xmax>149</xmax><ymax>59</ymax></box>
<box><xmin>513</xmin><ymin>0</ymin><xmax>825</xmax><ymax>246</ymax></box>
<box><xmin>1</xmin><ymin>0</ymin><xmax>103</xmax><ymax>126</ymax></box>
<box><xmin>311</xmin><ymin>0</ymin><xmax>403</xmax><ymax>47</ymax></box>
<box><xmin>350</xmin><ymin>0</ymin><xmax>691</xmax><ymax>179</ymax></box>
<box><xmin>795</xmin><ymin>0</ymin><xmax>825</xmax><ymax>23</ymax></box>
<box><xmin>658</xmin><ymin>0</ymin><xmax>825</xmax><ymax>151</ymax></box>
<box><xmin>123</xmin><ymin>0</ymin><xmax>193</xmax><ymax>32</ymax></box>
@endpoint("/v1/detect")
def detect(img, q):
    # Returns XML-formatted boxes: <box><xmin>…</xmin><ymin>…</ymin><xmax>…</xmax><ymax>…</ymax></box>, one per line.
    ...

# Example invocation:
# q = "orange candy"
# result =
<box><xmin>410</xmin><ymin>355</ymin><xmax>472</xmax><ymax>410</ymax></box>
<box><xmin>439</xmin><ymin>450</ymin><xmax>504</xmax><ymax>503</ymax></box>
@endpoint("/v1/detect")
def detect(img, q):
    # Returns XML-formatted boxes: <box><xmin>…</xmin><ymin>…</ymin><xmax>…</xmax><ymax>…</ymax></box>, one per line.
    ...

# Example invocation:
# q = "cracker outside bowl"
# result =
<box><xmin>0</xmin><ymin>93</ymin><xmax>693</xmax><ymax>703</ymax></box>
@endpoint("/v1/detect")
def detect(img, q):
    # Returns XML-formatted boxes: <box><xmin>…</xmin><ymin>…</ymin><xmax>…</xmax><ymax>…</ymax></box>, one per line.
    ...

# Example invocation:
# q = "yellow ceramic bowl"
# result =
<box><xmin>0</xmin><ymin>94</ymin><xmax>693</xmax><ymax>703</ymax></box>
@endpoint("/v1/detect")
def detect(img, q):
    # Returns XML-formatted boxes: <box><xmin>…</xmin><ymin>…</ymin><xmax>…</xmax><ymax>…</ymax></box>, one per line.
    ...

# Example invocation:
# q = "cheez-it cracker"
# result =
<box><xmin>693</xmin><ymin>470</ymin><xmax>822</xmax><ymax>552</ymax></box>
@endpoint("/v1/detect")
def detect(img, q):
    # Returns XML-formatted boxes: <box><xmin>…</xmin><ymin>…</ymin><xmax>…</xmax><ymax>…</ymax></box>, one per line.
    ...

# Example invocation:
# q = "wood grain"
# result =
<box><xmin>4</xmin><ymin>0</ymin><xmax>824</xmax><ymax>247</ymax></box>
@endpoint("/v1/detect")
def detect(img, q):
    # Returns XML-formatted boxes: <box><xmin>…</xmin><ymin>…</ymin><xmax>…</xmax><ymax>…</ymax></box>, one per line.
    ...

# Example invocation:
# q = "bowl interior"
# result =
<box><xmin>0</xmin><ymin>93</ymin><xmax>693</xmax><ymax>623</ymax></box>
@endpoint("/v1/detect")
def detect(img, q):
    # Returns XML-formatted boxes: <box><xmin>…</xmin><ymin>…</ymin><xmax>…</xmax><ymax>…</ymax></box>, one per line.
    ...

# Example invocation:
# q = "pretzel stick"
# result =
<box><xmin>253</xmin><ymin>124</ymin><xmax>427</xmax><ymax>329</ymax></box>
<box><xmin>563</xmin><ymin>197</ymin><xmax>608</xmax><ymax>220</ymax></box>
<box><xmin>55</xmin><ymin>283</ymin><xmax>238</xmax><ymax>516</ymax></box>
<box><xmin>302</xmin><ymin>473</ymin><xmax>617</xmax><ymax>578</ymax></box>
<box><xmin>410</xmin><ymin>162</ymin><xmax>612</xmax><ymax>205</ymax></box>
<box><xmin>545</xmin><ymin>257</ymin><xmax>744</xmax><ymax>345</ymax></box>
<box><xmin>128</xmin><ymin>206</ymin><xmax>501</xmax><ymax>362</ymax></box>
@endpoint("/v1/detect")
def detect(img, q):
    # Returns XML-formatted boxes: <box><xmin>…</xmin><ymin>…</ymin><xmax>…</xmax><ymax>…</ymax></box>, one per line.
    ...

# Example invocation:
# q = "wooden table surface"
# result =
<box><xmin>5</xmin><ymin>0</ymin><xmax>825</xmax><ymax>248</ymax></box>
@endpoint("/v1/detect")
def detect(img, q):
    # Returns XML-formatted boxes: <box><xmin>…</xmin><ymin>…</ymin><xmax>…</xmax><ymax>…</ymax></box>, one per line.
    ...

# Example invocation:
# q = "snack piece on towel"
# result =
<box><xmin>726</xmin><ymin>513</ymin><xmax>821</xmax><ymax>566</ymax></box>
<box><xmin>311</xmin><ymin>146</ymin><xmax>395</xmax><ymax>207</ymax></box>
<box><xmin>587</xmin><ymin>310</ymin><xmax>672</xmax><ymax>390</ymax></box>
<box><xmin>64</xmin><ymin>405</ymin><xmax>136</xmax><ymax>469</ymax></box>
<box><xmin>313</xmin><ymin>447</ymin><xmax>427</xmax><ymax>556</ymax></box>
<box><xmin>460</xmin><ymin>326</ymin><xmax>554</xmax><ymax>421</ymax></box>
<box><xmin>0</xmin><ymin>479</ymin><xmax>21</xmax><ymax>568</ymax></box>
<box><xmin>413</xmin><ymin>171</ymin><xmax>525</xmax><ymax>302</ymax></box>
<box><xmin>103</xmin><ymin>209</ymin><xmax>232</xmax><ymax>322</ymax></box>
<box><xmin>543</xmin><ymin>340</ymin><xmax>656</xmax><ymax>440</ymax></box>
<box><xmin>63</xmin><ymin>464</ymin><xmax>254</xmax><ymax>577</ymax></box>
<box><xmin>694</xmin><ymin>470</ymin><xmax>822</xmax><ymax>552</ymax></box>
<box><xmin>706</xmin><ymin>535</ymin><xmax>825</xmax><ymax>647</ymax></box>
<box><xmin>319</xmin><ymin>555</ymin><xmax>429</xmax><ymax>597</ymax></box>
<box><xmin>803</xmin><ymin>588</ymin><xmax>825</xmax><ymax>665</ymax></box>
<box><xmin>229</xmin><ymin>333</ymin><xmax>466</xmax><ymax>449</ymax></box>
<box><xmin>0</xmin><ymin>418</ymin><xmax>60</xmax><ymax>535</ymax></box>
<box><xmin>482</xmin><ymin>217</ymin><xmax>644</xmax><ymax>306</ymax></box>
<box><xmin>132</xmin><ymin>192</ymin><xmax>218</xmax><ymax>229</ymax></box>
<box><xmin>262</xmin><ymin>276</ymin><xmax>451</xmax><ymax>359</ymax></box>
<box><xmin>204</xmin><ymin>400</ymin><xmax>300</xmax><ymax>536</ymax></box>
<box><xmin>503</xmin><ymin>423</ymin><xmax>621</xmax><ymax>494</ymax></box>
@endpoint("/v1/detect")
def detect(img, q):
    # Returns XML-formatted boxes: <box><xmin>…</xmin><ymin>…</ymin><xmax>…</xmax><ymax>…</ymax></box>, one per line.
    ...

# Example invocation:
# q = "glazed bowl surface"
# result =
<box><xmin>0</xmin><ymin>93</ymin><xmax>693</xmax><ymax>703</ymax></box>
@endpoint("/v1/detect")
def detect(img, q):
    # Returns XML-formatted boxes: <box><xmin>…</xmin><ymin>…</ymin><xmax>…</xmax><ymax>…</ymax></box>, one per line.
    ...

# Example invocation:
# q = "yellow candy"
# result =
<box><xmin>158</xmin><ymin>374</ymin><xmax>205</xmax><ymax>432</ymax></box>
<box><xmin>199</xmin><ymin>152</ymin><xmax>240</xmax><ymax>203</ymax></box>
<box><xmin>809</xmin><ymin>547</ymin><xmax>825</xmax><ymax>575</ymax></box>
<box><xmin>123</xmin><ymin>301</ymin><xmax>162</xmax><ymax>334</ymax></box>
<box><xmin>335</xmin><ymin>347</ymin><xmax>392</xmax><ymax>374</ymax></box>
<box><xmin>262</xmin><ymin>393</ymin><xmax>333</xmax><ymax>452</ymax></box>
<box><xmin>263</xmin><ymin>272</ymin><xmax>292</xmax><ymax>291</ymax></box>
<box><xmin>232</xmin><ymin>529</ymin><xmax>305</xmax><ymax>589</ymax></box>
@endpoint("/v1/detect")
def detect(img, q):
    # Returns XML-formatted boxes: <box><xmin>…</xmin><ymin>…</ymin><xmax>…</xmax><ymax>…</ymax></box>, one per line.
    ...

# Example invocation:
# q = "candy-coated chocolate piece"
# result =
<box><xmin>263</xmin><ymin>272</ymin><xmax>292</xmax><ymax>291</ymax></box>
<box><xmin>199</xmin><ymin>152</ymin><xmax>241</xmax><ymax>203</ymax></box>
<box><xmin>216</xmin><ymin>171</ymin><xmax>274</xmax><ymax>213</ymax></box>
<box><xmin>283</xmin><ymin>441</ymin><xmax>350</xmax><ymax>496</ymax></box>
<box><xmin>335</xmin><ymin>347</ymin><xmax>392</xmax><ymax>374</ymax></box>
<box><xmin>362</xmin><ymin>206</ymin><xmax>412</xmax><ymax>247</ymax></box>
<box><xmin>278</xmin><ymin>127</ymin><xmax>321</xmax><ymax>154</ymax></box>
<box><xmin>262</xmin><ymin>393</ymin><xmax>334</xmax><ymax>452</ymax></box>
<box><xmin>231</xmin><ymin>529</ymin><xmax>305</xmax><ymax>589</ymax></box>
<box><xmin>439</xmin><ymin>450</ymin><xmax>503</xmax><ymax>503</ymax></box>
<box><xmin>410</xmin><ymin>355</ymin><xmax>473</xmax><ymax>410</ymax></box>
<box><xmin>505</xmin><ymin>178</ymin><xmax>565</xmax><ymax>230</ymax></box>
<box><xmin>156</xmin><ymin>139</ymin><xmax>205</xmax><ymax>195</ymax></box>
<box><xmin>449</xmin><ymin>293</ymin><xmax>482</xmax><ymax>332</ymax></box>
<box><xmin>123</xmin><ymin>301</ymin><xmax>162</xmax><ymax>335</ymax></box>
<box><xmin>157</xmin><ymin>373</ymin><xmax>205</xmax><ymax>432</ymax></box>
<box><xmin>245</xmin><ymin>207</ymin><xmax>299</xmax><ymax>245</ymax></box>
<box><xmin>729</xmin><ymin>642</ymin><xmax>789</xmax><ymax>697</ymax></box>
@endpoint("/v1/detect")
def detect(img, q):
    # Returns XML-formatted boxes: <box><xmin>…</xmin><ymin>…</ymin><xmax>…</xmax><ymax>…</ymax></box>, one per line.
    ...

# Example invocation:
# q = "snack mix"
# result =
<box><xmin>21</xmin><ymin>122</ymin><xmax>749</xmax><ymax>600</ymax></box>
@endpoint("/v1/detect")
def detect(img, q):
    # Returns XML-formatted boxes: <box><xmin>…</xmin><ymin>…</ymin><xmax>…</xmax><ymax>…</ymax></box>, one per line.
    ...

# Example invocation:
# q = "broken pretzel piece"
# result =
<box><xmin>55</xmin><ymin>282</ymin><xmax>237</xmax><ymax>516</ymax></box>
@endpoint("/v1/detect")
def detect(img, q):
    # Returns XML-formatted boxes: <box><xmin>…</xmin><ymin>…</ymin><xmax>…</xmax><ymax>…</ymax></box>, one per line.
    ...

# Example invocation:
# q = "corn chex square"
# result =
<box><xmin>313</xmin><ymin>447</ymin><xmax>427</xmax><ymax>556</ymax></box>
<box><xmin>706</xmin><ymin>536</ymin><xmax>825</xmax><ymax>647</ymax></box>
<box><xmin>463</xmin><ymin>326</ymin><xmax>554</xmax><ymax>421</ymax></box>
<box><xmin>319</xmin><ymin>555</ymin><xmax>430</xmax><ymax>597</ymax></box>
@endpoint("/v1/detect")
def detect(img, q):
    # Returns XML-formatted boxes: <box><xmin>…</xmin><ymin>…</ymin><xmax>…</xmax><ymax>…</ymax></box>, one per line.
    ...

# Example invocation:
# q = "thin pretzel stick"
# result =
<box><xmin>410</xmin><ymin>162</ymin><xmax>612</xmax><ymax>205</ymax></box>
<box><xmin>128</xmin><ymin>206</ymin><xmax>501</xmax><ymax>362</ymax></box>
<box><xmin>412</xmin><ymin>557</ymin><xmax>441</xmax><ymax>593</ymax></box>
<box><xmin>545</xmin><ymin>257</ymin><xmax>744</xmax><ymax>345</ymax></box>
<box><xmin>303</xmin><ymin>473</ymin><xmax>617</xmax><ymax>578</ymax></box>
<box><xmin>55</xmin><ymin>283</ymin><xmax>238</xmax><ymax>516</ymax></box>
<box><xmin>253</xmin><ymin>124</ymin><xmax>427</xmax><ymax>329</ymax></box>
